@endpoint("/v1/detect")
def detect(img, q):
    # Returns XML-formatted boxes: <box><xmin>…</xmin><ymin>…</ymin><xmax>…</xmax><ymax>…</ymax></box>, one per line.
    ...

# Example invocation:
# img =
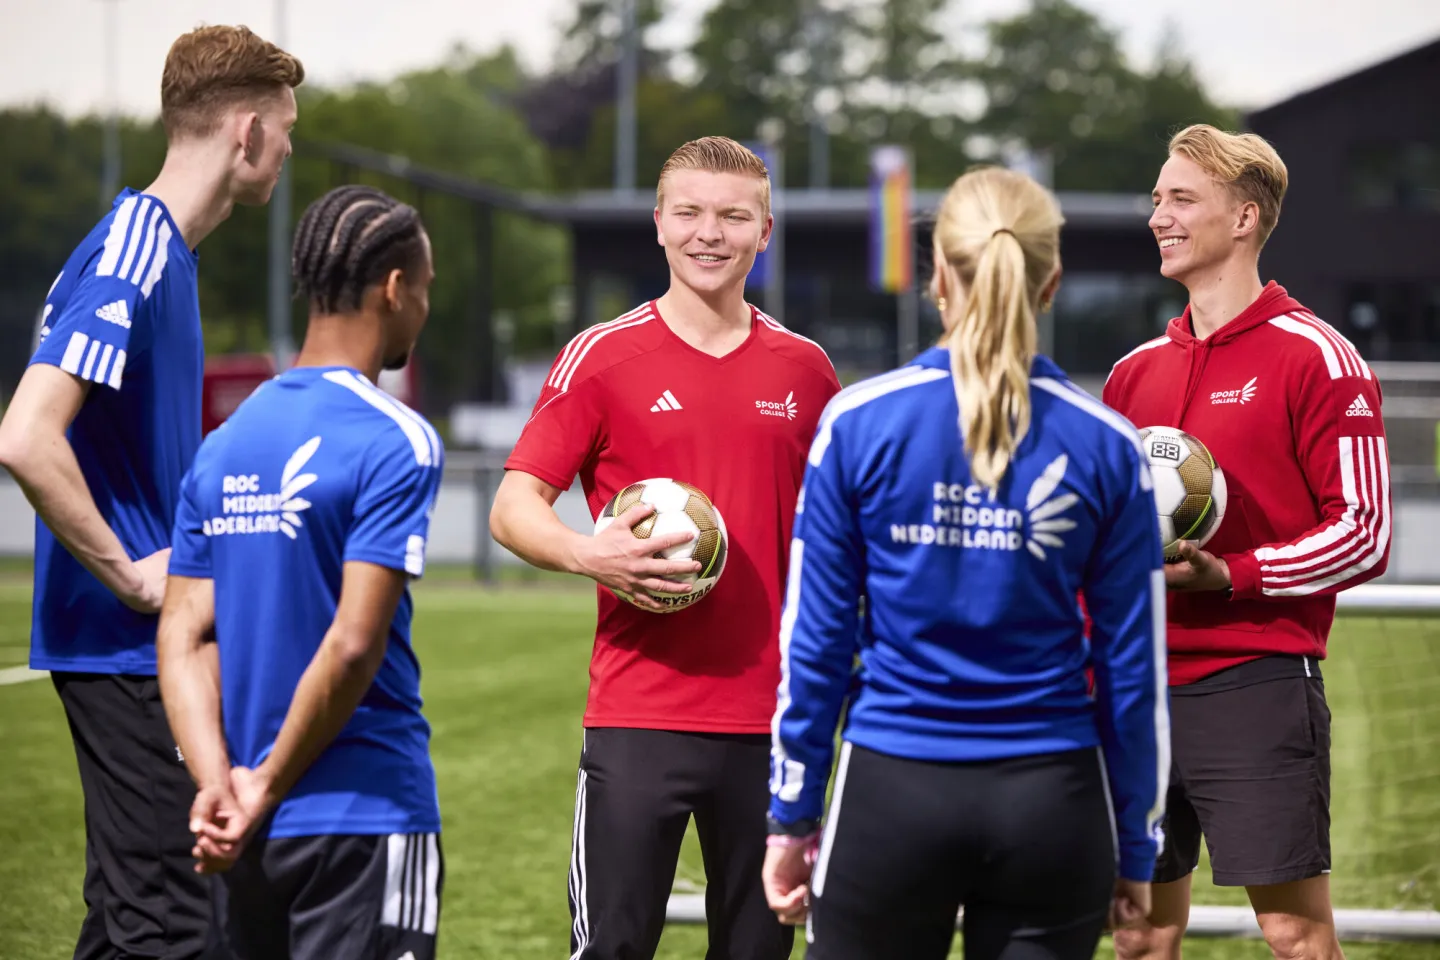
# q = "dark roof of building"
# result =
<box><xmin>526</xmin><ymin>188</ymin><xmax>1154</xmax><ymax>229</ymax></box>
<box><xmin>1247</xmin><ymin>35</ymin><xmax>1440</xmax><ymax>124</ymax></box>
<box><xmin>302</xmin><ymin>139</ymin><xmax>1153</xmax><ymax>230</ymax></box>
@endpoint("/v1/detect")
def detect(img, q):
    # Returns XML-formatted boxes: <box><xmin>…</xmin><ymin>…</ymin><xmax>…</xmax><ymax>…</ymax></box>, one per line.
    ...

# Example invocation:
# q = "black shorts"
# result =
<box><xmin>52</xmin><ymin>671</ymin><xmax>220</xmax><ymax>960</ymax></box>
<box><xmin>806</xmin><ymin>743</ymin><xmax>1116</xmax><ymax>960</ymax></box>
<box><xmin>568</xmin><ymin>727</ymin><xmax>793</xmax><ymax>960</ymax></box>
<box><xmin>1155</xmin><ymin>658</ymin><xmax>1332</xmax><ymax>887</ymax></box>
<box><xmin>217</xmin><ymin>832</ymin><xmax>443</xmax><ymax>960</ymax></box>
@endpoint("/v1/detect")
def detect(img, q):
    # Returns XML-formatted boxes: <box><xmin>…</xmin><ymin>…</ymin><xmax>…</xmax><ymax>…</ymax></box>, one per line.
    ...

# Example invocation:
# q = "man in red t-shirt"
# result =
<box><xmin>491</xmin><ymin>136</ymin><xmax>840</xmax><ymax>959</ymax></box>
<box><xmin>1105</xmin><ymin>125</ymin><xmax>1390</xmax><ymax>960</ymax></box>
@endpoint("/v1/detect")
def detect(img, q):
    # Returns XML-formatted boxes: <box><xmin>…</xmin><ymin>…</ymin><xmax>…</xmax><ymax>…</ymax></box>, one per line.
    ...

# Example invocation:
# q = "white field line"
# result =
<box><xmin>0</xmin><ymin>665</ymin><xmax>48</xmax><ymax>686</ymax></box>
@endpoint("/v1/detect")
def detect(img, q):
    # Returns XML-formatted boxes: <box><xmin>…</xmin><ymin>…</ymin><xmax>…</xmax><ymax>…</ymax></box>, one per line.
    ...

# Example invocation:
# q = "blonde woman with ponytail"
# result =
<box><xmin>764</xmin><ymin>167</ymin><xmax>1169</xmax><ymax>960</ymax></box>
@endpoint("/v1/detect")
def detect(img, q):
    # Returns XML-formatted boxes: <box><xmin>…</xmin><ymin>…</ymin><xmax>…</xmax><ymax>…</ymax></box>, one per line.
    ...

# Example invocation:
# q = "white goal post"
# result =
<box><xmin>665</xmin><ymin>583</ymin><xmax>1440</xmax><ymax>941</ymax></box>
<box><xmin>665</xmin><ymin>897</ymin><xmax>1440</xmax><ymax>941</ymax></box>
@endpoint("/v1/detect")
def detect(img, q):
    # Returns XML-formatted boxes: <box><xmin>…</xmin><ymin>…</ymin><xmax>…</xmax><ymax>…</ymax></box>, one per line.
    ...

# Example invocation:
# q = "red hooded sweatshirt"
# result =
<box><xmin>1103</xmin><ymin>282</ymin><xmax>1391</xmax><ymax>685</ymax></box>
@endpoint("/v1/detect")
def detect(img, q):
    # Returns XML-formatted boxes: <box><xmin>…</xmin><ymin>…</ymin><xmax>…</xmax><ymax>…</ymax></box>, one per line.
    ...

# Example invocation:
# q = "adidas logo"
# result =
<box><xmin>96</xmin><ymin>300</ymin><xmax>131</xmax><ymax>329</ymax></box>
<box><xmin>650</xmin><ymin>389</ymin><xmax>683</xmax><ymax>413</ymax></box>
<box><xmin>1346</xmin><ymin>394</ymin><xmax>1375</xmax><ymax>418</ymax></box>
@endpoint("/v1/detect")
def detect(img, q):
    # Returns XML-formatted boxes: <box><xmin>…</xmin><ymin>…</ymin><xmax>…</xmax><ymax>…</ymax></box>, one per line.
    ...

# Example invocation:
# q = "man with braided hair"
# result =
<box><xmin>157</xmin><ymin>184</ymin><xmax>445</xmax><ymax>960</ymax></box>
<box><xmin>0</xmin><ymin>24</ymin><xmax>302</xmax><ymax>960</ymax></box>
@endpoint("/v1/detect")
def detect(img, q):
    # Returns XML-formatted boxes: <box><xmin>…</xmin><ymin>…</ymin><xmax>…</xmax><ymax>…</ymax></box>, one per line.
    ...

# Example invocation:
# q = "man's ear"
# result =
<box><xmin>384</xmin><ymin>269</ymin><xmax>404</xmax><ymax>311</ymax></box>
<box><xmin>1234</xmin><ymin>200</ymin><xmax>1261</xmax><ymax>241</ymax></box>
<box><xmin>238</xmin><ymin>110</ymin><xmax>262</xmax><ymax>164</ymax></box>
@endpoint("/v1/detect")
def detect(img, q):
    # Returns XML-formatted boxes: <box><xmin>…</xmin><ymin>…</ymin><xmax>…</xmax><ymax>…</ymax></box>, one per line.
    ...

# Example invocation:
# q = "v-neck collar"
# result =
<box><xmin>650</xmin><ymin>299</ymin><xmax>760</xmax><ymax>364</ymax></box>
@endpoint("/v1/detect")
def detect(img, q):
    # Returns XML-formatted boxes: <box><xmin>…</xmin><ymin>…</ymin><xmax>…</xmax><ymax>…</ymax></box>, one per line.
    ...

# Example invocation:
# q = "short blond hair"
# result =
<box><xmin>161</xmin><ymin>25</ymin><xmax>304</xmax><ymax>139</ymax></box>
<box><xmin>933</xmin><ymin>166</ymin><xmax>1064</xmax><ymax>490</ymax></box>
<box><xmin>656</xmin><ymin>137</ymin><xmax>771</xmax><ymax>216</ymax></box>
<box><xmin>1168</xmin><ymin>124</ymin><xmax>1288</xmax><ymax>247</ymax></box>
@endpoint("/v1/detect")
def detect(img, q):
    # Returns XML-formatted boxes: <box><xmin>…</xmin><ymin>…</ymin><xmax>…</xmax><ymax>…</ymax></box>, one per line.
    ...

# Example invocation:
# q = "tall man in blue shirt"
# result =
<box><xmin>157</xmin><ymin>185</ymin><xmax>445</xmax><ymax>960</ymax></box>
<box><xmin>0</xmin><ymin>26</ymin><xmax>303</xmax><ymax>960</ymax></box>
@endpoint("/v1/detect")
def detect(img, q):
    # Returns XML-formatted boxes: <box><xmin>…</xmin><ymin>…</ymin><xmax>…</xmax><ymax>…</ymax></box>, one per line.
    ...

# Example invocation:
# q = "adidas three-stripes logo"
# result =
<box><xmin>96</xmin><ymin>300</ymin><xmax>131</xmax><ymax>329</ymax></box>
<box><xmin>1345</xmin><ymin>394</ymin><xmax>1375</xmax><ymax>418</ymax></box>
<box><xmin>650</xmin><ymin>390</ymin><xmax>683</xmax><ymax>413</ymax></box>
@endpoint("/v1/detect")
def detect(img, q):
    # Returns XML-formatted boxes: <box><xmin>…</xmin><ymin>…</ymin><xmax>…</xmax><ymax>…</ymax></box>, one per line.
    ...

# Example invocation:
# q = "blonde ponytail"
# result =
<box><xmin>932</xmin><ymin>168</ymin><xmax>1063</xmax><ymax>491</ymax></box>
<box><xmin>951</xmin><ymin>231</ymin><xmax>1036</xmax><ymax>489</ymax></box>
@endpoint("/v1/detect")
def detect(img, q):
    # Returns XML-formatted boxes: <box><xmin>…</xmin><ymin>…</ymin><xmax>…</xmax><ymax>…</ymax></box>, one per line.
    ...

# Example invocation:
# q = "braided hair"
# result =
<box><xmin>292</xmin><ymin>185</ymin><xmax>427</xmax><ymax>314</ymax></box>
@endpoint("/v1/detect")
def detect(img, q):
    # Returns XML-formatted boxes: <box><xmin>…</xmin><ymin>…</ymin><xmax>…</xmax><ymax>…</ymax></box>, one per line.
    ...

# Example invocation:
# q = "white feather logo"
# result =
<box><xmin>1025</xmin><ymin>453</ymin><xmax>1078</xmax><ymax>561</ymax></box>
<box><xmin>277</xmin><ymin>437</ymin><xmax>321</xmax><ymax>540</ymax></box>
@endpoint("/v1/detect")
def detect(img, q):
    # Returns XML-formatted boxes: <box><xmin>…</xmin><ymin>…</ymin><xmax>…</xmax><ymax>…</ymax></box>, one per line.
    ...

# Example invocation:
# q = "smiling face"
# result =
<box><xmin>654</xmin><ymin>169</ymin><xmax>772</xmax><ymax>298</ymax></box>
<box><xmin>1149</xmin><ymin>153</ymin><xmax>1260</xmax><ymax>285</ymax></box>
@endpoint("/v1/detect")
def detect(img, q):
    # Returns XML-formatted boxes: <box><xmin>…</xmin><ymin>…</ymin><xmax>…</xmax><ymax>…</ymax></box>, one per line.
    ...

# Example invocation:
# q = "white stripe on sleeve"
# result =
<box><xmin>59</xmin><ymin>332</ymin><xmax>90</xmax><ymax>375</ymax></box>
<box><xmin>770</xmin><ymin>538</ymin><xmax>807</xmax><ymax>803</ymax></box>
<box><xmin>322</xmin><ymin>370</ymin><xmax>433</xmax><ymax>465</ymax></box>
<box><xmin>116</xmin><ymin>198</ymin><xmax>153</xmax><ymax>283</ymax></box>
<box><xmin>128</xmin><ymin>204</ymin><xmax>163</xmax><ymax>284</ymax></box>
<box><xmin>80</xmin><ymin>340</ymin><xmax>101</xmax><ymax>380</ymax></box>
<box><xmin>1261</xmin><ymin>438</ymin><xmax>1391</xmax><ymax>596</ymax></box>
<box><xmin>95</xmin><ymin>344</ymin><xmax>115</xmax><ymax>384</ymax></box>
<box><xmin>140</xmin><ymin>222</ymin><xmax>172</xmax><ymax>297</ymax></box>
<box><xmin>550</xmin><ymin>304</ymin><xmax>651</xmax><ymax>388</ymax></box>
<box><xmin>95</xmin><ymin>198</ymin><xmax>138</xmax><ymax>277</ymax></box>
<box><xmin>1268</xmin><ymin>316</ymin><xmax>1343</xmax><ymax>379</ymax></box>
<box><xmin>108</xmin><ymin>349</ymin><xmax>127</xmax><ymax>389</ymax></box>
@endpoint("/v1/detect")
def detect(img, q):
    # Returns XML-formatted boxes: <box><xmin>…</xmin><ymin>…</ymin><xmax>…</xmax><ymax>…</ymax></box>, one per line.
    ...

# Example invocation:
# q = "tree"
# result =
<box><xmin>687</xmin><ymin>0</ymin><xmax>973</xmax><ymax>188</ymax></box>
<box><xmin>973</xmin><ymin>0</ymin><xmax>1236</xmax><ymax>191</ymax></box>
<box><xmin>295</xmin><ymin>47</ymin><xmax>569</xmax><ymax>406</ymax></box>
<box><xmin>0</xmin><ymin>47</ymin><xmax>572</xmax><ymax>414</ymax></box>
<box><xmin>555</xmin><ymin>0</ymin><xmax>670</xmax><ymax>72</ymax></box>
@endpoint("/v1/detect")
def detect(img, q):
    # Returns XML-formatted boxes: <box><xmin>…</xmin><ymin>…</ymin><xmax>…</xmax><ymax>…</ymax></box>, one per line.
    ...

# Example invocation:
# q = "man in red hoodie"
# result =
<box><xmin>1104</xmin><ymin>125</ymin><xmax>1391</xmax><ymax>960</ymax></box>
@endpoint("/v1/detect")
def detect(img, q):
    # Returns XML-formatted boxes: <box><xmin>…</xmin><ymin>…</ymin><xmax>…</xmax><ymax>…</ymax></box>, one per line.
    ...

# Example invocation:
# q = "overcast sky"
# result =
<box><xmin>3</xmin><ymin>0</ymin><xmax>1439</xmax><ymax>118</ymax></box>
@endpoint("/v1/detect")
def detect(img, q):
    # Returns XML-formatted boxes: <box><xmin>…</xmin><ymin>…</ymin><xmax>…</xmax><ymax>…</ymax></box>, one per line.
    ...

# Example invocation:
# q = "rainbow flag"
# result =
<box><xmin>869</xmin><ymin>146</ymin><xmax>913</xmax><ymax>293</ymax></box>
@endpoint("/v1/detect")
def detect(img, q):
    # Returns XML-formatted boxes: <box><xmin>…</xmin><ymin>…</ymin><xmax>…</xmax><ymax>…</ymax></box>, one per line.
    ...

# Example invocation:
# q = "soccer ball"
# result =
<box><xmin>593</xmin><ymin>478</ymin><xmax>728</xmax><ymax>613</ymax></box>
<box><xmin>1139</xmin><ymin>426</ymin><xmax>1228</xmax><ymax>562</ymax></box>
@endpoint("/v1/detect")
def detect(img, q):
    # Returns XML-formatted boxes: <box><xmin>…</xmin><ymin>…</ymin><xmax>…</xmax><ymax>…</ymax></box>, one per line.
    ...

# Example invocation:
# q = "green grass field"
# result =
<box><xmin>1</xmin><ymin>580</ymin><xmax>1438</xmax><ymax>959</ymax></box>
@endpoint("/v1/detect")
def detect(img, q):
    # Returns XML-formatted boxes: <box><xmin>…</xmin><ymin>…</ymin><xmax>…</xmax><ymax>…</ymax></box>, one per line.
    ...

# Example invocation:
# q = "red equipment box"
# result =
<box><xmin>202</xmin><ymin>353</ymin><xmax>276</xmax><ymax>436</ymax></box>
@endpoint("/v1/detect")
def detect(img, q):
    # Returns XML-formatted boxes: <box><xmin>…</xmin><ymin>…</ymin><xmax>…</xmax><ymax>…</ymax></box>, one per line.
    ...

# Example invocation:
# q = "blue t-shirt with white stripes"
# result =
<box><xmin>169</xmin><ymin>366</ymin><xmax>444</xmax><ymax>837</ymax></box>
<box><xmin>770</xmin><ymin>348</ymin><xmax>1169</xmax><ymax>881</ymax></box>
<box><xmin>28</xmin><ymin>188</ymin><xmax>202</xmax><ymax>674</ymax></box>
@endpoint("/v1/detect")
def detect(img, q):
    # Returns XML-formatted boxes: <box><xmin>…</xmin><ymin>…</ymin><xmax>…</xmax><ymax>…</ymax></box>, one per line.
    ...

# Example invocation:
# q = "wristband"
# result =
<box><xmin>767</xmin><ymin>813</ymin><xmax>819</xmax><ymax>837</ymax></box>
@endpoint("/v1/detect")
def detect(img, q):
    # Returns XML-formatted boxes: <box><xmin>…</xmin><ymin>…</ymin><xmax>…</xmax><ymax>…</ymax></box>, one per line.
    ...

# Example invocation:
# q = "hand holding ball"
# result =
<box><xmin>1138</xmin><ymin>426</ymin><xmax>1227</xmax><ymax>562</ymax></box>
<box><xmin>593</xmin><ymin>478</ymin><xmax>729</xmax><ymax>613</ymax></box>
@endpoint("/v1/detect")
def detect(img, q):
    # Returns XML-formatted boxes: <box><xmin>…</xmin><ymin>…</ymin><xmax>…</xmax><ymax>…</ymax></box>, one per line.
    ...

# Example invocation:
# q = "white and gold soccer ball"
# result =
<box><xmin>593</xmin><ymin>478</ymin><xmax>728</xmax><ymax>613</ymax></box>
<box><xmin>1139</xmin><ymin>426</ymin><xmax>1228</xmax><ymax>562</ymax></box>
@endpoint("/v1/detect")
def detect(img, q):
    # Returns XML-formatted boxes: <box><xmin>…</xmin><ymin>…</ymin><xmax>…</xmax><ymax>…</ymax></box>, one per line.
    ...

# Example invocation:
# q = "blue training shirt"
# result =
<box><xmin>169</xmin><ymin>366</ymin><xmax>444</xmax><ymax>838</ymax></box>
<box><xmin>29</xmin><ymin>189</ymin><xmax>203</xmax><ymax>674</ymax></box>
<box><xmin>770</xmin><ymin>348</ymin><xmax>1169</xmax><ymax>882</ymax></box>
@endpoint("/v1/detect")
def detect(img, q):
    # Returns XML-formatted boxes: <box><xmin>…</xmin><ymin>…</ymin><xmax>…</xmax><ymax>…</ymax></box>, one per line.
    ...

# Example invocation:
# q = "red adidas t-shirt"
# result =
<box><xmin>506</xmin><ymin>301</ymin><xmax>841</xmax><ymax>733</ymax></box>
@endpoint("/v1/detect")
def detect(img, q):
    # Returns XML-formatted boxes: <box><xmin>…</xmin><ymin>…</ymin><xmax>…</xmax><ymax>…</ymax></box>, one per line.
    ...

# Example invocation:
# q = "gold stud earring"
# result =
<box><xmin>936</xmin><ymin>296</ymin><xmax>948</xmax><ymax>313</ymax></box>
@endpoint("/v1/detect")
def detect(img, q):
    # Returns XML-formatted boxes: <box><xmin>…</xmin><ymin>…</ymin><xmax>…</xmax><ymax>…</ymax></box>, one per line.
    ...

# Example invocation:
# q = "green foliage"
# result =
<box><xmin>556</xmin><ymin>0</ymin><xmax>669</xmax><ymax>71</ymax></box>
<box><xmin>0</xmin><ymin>48</ymin><xmax>568</xmax><ymax>410</ymax></box>
<box><xmin>0</xmin><ymin>0</ymin><xmax>1242</xmax><ymax>402</ymax></box>
<box><xmin>294</xmin><ymin>47</ymin><xmax>569</xmax><ymax>402</ymax></box>
<box><xmin>549</xmin><ymin>76</ymin><xmax>740</xmax><ymax>191</ymax></box>
<box><xmin>974</xmin><ymin>0</ymin><xmax>1238</xmax><ymax>191</ymax></box>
